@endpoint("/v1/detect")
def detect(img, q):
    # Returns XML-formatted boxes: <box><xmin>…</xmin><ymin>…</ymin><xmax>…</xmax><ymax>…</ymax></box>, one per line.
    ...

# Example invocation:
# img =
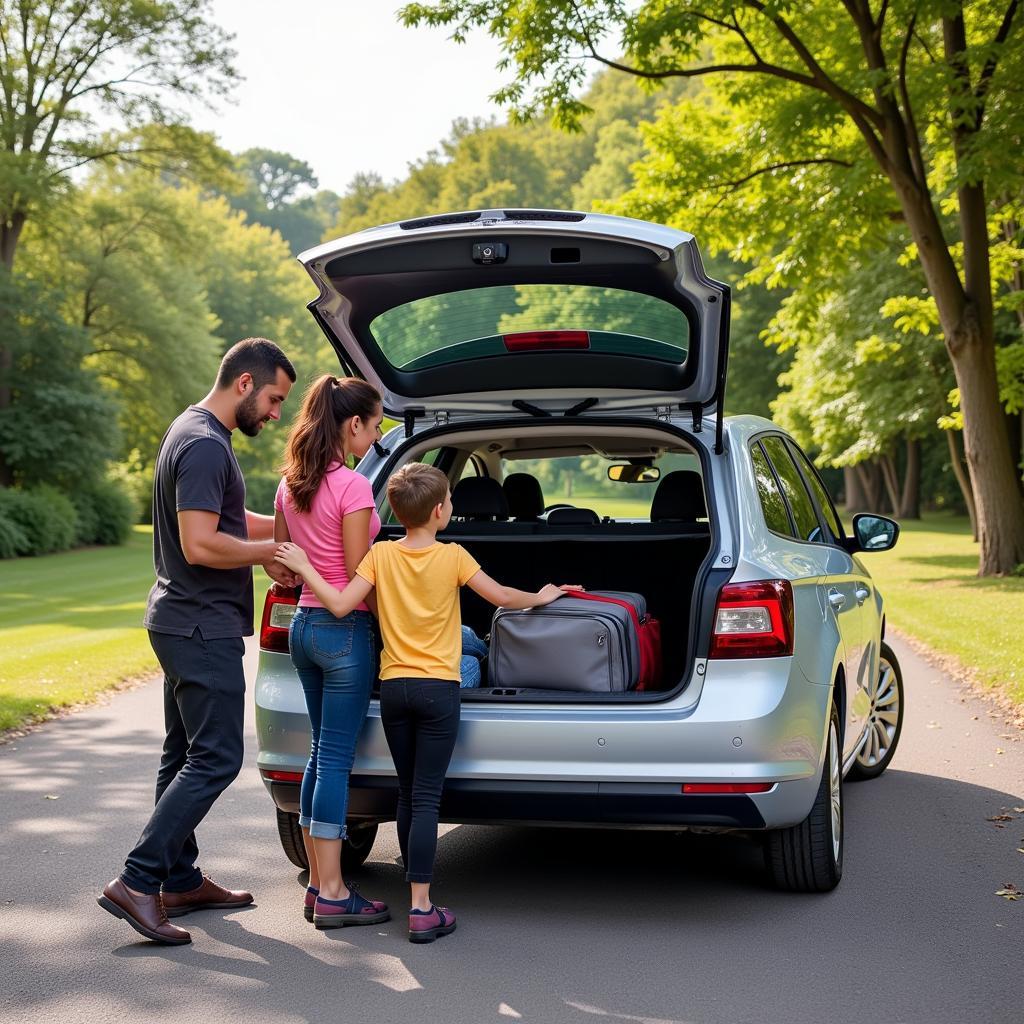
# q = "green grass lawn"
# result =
<box><xmin>856</xmin><ymin>513</ymin><xmax>1024</xmax><ymax>704</ymax></box>
<box><xmin>1</xmin><ymin>509</ymin><xmax>1021</xmax><ymax>734</ymax></box>
<box><xmin>0</xmin><ymin>527</ymin><xmax>272</xmax><ymax>732</ymax></box>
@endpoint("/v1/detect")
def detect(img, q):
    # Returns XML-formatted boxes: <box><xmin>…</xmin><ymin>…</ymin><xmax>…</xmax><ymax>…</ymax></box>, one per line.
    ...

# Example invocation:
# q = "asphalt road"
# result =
<box><xmin>1</xmin><ymin>635</ymin><xmax>1021</xmax><ymax>1024</ymax></box>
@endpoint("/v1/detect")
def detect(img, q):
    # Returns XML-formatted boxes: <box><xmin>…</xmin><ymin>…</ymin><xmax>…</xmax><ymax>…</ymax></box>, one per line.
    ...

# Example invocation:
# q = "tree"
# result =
<box><xmin>400</xmin><ymin>1</ymin><xmax>1024</xmax><ymax>573</ymax></box>
<box><xmin>0</xmin><ymin>0</ymin><xmax>236</xmax><ymax>483</ymax></box>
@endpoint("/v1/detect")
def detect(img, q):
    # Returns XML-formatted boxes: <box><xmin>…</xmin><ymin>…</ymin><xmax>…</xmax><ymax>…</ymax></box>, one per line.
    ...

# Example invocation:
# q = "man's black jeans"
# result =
<box><xmin>379</xmin><ymin>678</ymin><xmax>460</xmax><ymax>883</ymax></box>
<box><xmin>121</xmin><ymin>630</ymin><xmax>246</xmax><ymax>894</ymax></box>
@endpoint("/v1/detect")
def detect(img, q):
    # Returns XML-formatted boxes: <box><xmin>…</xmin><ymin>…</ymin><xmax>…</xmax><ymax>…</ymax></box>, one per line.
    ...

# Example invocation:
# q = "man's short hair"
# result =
<box><xmin>217</xmin><ymin>337</ymin><xmax>296</xmax><ymax>390</ymax></box>
<box><xmin>387</xmin><ymin>463</ymin><xmax>449</xmax><ymax>528</ymax></box>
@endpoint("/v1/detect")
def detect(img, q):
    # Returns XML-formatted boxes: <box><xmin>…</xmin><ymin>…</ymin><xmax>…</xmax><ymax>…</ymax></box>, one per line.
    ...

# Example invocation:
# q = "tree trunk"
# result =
<box><xmin>898</xmin><ymin>438</ymin><xmax>921</xmax><ymax>519</ymax></box>
<box><xmin>854</xmin><ymin>460</ymin><xmax>885</xmax><ymax>513</ymax></box>
<box><xmin>953</xmin><ymin>334</ymin><xmax>1024</xmax><ymax>570</ymax></box>
<box><xmin>0</xmin><ymin>210</ymin><xmax>25</xmax><ymax>271</ymax></box>
<box><xmin>945</xmin><ymin>429</ymin><xmax>978</xmax><ymax>542</ymax></box>
<box><xmin>0</xmin><ymin>210</ymin><xmax>24</xmax><ymax>485</ymax></box>
<box><xmin>843</xmin><ymin>466</ymin><xmax>865</xmax><ymax>514</ymax></box>
<box><xmin>879</xmin><ymin>453</ymin><xmax>901</xmax><ymax>516</ymax></box>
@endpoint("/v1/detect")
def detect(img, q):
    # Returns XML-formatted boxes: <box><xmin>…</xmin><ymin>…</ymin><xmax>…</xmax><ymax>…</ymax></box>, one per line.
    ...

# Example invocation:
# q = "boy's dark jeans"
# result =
<box><xmin>379</xmin><ymin>678</ymin><xmax>460</xmax><ymax>883</ymax></box>
<box><xmin>121</xmin><ymin>630</ymin><xmax>246</xmax><ymax>894</ymax></box>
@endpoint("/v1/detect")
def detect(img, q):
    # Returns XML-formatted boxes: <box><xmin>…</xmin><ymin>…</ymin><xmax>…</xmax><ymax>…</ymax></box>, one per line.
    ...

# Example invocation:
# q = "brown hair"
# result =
<box><xmin>280</xmin><ymin>375</ymin><xmax>381</xmax><ymax>513</ymax></box>
<box><xmin>387</xmin><ymin>463</ymin><xmax>449</xmax><ymax>528</ymax></box>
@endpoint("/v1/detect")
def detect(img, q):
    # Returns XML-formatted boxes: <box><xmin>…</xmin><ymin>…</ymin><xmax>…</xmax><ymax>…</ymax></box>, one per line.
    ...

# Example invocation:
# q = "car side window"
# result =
<box><xmin>789</xmin><ymin>442</ymin><xmax>843</xmax><ymax>542</ymax></box>
<box><xmin>761</xmin><ymin>436</ymin><xmax>822</xmax><ymax>543</ymax></box>
<box><xmin>750</xmin><ymin>443</ymin><xmax>794</xmax><ymax>537</ymax></box>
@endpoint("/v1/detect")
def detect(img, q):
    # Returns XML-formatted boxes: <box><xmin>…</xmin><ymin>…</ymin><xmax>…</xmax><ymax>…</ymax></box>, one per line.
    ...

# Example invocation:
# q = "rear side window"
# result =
<box><xmin>751</xmin><ymin>443</ymin><xmax>793</xmax><ymax>537</ymax></box>
<box><xmin>789</xmin><ymin>443</ymin><xmax>843</xmax><ymax>542</ymax></box>
<box><xmin>761</xmin><ymin>436</ymin><xmax>821</xmax><ymax>543</ymax></box>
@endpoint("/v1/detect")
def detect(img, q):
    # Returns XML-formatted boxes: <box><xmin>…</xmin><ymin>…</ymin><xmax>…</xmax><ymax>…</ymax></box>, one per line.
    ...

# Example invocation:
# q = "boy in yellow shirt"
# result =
<box><xmin>275</xmin><ymin>462</ymin><xmax>577</xmax><ymax>943</ymax></box>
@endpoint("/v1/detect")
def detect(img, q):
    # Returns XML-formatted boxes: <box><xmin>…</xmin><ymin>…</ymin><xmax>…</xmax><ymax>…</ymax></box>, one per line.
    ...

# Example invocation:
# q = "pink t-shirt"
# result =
<box><xmin>275</xmin><ymin>464</ymin><xmax>381</xmax><ymax>610</ymax></box>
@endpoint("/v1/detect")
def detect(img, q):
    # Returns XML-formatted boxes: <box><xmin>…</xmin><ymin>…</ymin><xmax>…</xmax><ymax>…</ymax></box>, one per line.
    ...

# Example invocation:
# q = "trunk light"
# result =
<box><xmin>262</xmin><ymin>770</ymin><xmax>304</xmax><ymax>783</ymax></box>
<box><xmin>708</xmin><ymin>580</ymin><xmax>794</xmax><ymax>659</ymax></box>
<box><xmin>682</xmin><ymin>782</ymin><xmax>773</xmax><ymax>794</ymax></box>
<box><xmin>502</xmin><ymin>330</ymin><xmax>590</xmax><ymax>352</ymax></box>
<box><xmin>259</xmin><ymin>588</ymin><xmax>298</xmax><ymax>653</ymax></box>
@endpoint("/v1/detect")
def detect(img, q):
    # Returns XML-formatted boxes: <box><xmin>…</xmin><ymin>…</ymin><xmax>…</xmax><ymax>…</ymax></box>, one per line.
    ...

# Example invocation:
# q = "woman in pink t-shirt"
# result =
<box><xmin>275</xmin><ymin>375</ymin><xmax>389</xmax><ymax>928</ymax></box>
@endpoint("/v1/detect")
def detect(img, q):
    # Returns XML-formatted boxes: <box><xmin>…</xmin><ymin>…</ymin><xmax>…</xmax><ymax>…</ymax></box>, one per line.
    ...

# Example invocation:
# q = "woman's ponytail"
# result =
<box><xmin>280</xmin><ymin>375</ymin><xmax>381</xmax><ymax>513</ymax></box>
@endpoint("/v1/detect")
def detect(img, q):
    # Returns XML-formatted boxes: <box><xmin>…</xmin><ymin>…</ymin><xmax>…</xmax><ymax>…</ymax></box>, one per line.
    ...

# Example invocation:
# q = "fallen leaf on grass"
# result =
<box><xmin>987</xmin><ymin>814</ymin><xmax>1014</xmax><ymax>822</ymax></box>
<box><xmin>995</xmin><ymin>884</ymin><xmax>1021</xmax><ymax>901</ymax></box>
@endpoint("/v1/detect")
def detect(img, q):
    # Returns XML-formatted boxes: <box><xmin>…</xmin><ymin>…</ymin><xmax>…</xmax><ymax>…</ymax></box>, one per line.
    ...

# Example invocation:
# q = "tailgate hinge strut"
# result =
<box><xmin>404</xmin><ymin>407</ymin><xmax>425</xmax><ymax>438</ymax></box>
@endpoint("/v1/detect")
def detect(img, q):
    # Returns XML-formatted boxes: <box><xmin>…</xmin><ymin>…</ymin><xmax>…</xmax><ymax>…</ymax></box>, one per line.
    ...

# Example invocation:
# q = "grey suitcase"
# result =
<box><xmin>489</xmin><ymin>590</ymin><xmax>646</xmax><ymax>692</ymax></box>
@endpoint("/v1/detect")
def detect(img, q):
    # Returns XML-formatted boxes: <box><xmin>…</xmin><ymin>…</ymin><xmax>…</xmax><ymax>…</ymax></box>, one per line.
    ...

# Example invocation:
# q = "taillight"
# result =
<box><xmin>261</xmin><ymin>769</ymin><xmax>304</xmax><ymax>783</ymax></box>
<box><xmin>259</xmin><ymin>587</ymin><xmax>298</xmax><ymax>652</ymax></box>
<box><xmin>708</xmin><ymin>579</ymin><xmax>794</xmax><ymax>659</ymax></box>
<box><xmin>502</xmin><ymin>330</ymin><xmax>590</xmax><ymax>352</ymax></box>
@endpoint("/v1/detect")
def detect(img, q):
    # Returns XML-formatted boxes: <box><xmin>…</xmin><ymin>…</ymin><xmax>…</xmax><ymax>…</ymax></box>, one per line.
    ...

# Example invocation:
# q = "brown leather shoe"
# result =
<box><xmin>161</xmin><ymin>875</ymin><xmax>253</xmax><ymax>917</ymax></box>
<box><xmin>97</xmin><ymin>878</ymin><xmax>191</xmax><ymax>945</ymax></box>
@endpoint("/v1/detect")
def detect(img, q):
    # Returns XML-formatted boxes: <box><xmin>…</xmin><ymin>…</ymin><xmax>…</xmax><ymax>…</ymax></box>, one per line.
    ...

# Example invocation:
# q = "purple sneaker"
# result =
<box><xmin>303</xmin><ymin>885</ymin><xmax>319</xmax><ymax>923</ymax></box>
<box><xmin>408</xmin><ymin>905</ymin><xmax>457</xmax><ymax>944</ymax></box>
<box><xmin>313</xmin><ymin>885</ymin><xmax>390</xmax><ymax>929</ymax></box>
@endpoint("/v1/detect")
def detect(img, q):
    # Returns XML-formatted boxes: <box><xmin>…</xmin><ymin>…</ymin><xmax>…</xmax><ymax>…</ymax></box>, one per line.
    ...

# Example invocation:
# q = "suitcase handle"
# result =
<box><xmin>571</xmin><ymin>591</ymin><xmax>644</xmax><ymax>634</ymax></box>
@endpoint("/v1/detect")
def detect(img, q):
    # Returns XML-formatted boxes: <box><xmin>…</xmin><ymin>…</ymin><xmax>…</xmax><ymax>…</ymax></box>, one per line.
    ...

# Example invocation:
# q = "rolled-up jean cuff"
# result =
<box><xmin>298</xmin><ymin>814</ymin><xmax>311</xmax><ymax>829</ymax></box>
<box><xmin>406</xmin><ymin>871</ymin><xmax>433</xmax><ymax>883</ymax></box>
<box><xmin>309</xmin><ymin>819</ymin><xmax>348</xmax><ymax>841</ymax></box>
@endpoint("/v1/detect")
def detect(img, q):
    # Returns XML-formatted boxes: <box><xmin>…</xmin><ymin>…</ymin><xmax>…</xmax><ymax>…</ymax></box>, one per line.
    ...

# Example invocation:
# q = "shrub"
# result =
<box><xmin>70</xmin><ymin>478</ymin><xmax>136</xmax><ymax>546</ymax></box>
<box><xmin>0</xmin><ymin>510</ymin><xmax>30</xmax><ymax>558</ymax></box>
<box><xmin>0</xmin><ymin>486</ymin><xmax>77</xmax><ymax>555</ymax></box>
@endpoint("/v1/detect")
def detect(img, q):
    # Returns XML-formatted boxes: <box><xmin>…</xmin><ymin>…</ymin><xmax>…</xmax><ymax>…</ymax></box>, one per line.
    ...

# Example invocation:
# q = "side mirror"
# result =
<box><xmin>608</xmin><ymin>464</ymin><xmax>661</xmax><ymax>484</ymax></box>
<box><xmin>850</xmin><ymin>513</ymin><xmax>899</xmax><ymax>552</ymax></box>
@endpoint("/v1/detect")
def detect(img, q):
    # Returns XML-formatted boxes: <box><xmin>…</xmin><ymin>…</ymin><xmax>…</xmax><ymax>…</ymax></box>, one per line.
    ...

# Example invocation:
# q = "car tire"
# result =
<box><xmin>765</xmin><ymin>701</ymin><xmax>843</xmax><ymax>892</ymax></box>
<box><xmin>848</xmin><ymin>640</ymin><xmax>904</xmax><ymax>781</ymax></box>
<box><xmin>276</xmin><ymin>809</ymin><xmax>308</xmax><ymax>870</ymax></box>
<box><xmin>276</xmin><ymin>812</ymin><xmax>380</xmax><ymax>872</ymax></box>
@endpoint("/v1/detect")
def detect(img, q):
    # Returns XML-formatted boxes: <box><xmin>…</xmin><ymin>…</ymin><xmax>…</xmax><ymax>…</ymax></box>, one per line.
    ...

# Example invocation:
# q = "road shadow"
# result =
<box><xmin>2</xmin><ymin>722</ymin><xmax>1022</xmax><ymax>1024</ymax></box>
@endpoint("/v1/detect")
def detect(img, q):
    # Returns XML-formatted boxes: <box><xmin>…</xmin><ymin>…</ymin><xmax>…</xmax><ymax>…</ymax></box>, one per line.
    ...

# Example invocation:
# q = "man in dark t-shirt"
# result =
<box><xmin>98</xmin><ymin>338</ymin><xmax>297</xmax><ymax>945</ymax></box>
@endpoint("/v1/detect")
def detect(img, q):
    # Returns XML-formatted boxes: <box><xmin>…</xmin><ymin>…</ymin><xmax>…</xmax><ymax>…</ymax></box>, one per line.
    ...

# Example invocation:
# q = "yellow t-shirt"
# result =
<box><xmin>356</xmin><ymin>540</ymin><xmax>482</xmax><ymax>682</ymax></box>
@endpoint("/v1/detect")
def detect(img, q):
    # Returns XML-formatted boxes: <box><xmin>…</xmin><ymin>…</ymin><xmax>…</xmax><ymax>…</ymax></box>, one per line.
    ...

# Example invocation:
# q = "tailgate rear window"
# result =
<box><xmin>370</xmin><ymin>285</ymin><xmax>689</xmax><ymax>371</ymax></box>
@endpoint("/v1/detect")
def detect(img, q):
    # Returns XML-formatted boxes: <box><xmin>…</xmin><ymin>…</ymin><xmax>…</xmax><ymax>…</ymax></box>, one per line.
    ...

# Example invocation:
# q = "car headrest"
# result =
<box><xmin>451</xmin><ymin>477</ymin><xmax>509</xmax><ymax>521</ymax></box>
<box><xmin>502</xmin><ymin>473</ymin><xmax>545</xmax><ymax>519</ymax></box>
<box><xmin>650</xmin><ymin>470</ymin><xmax>707</xmax><ymax>522</ymax></box>
<box><xmin>546</xmin><ymin>507</ymin><xmax>600</xmax><ymax>526</ymax></box>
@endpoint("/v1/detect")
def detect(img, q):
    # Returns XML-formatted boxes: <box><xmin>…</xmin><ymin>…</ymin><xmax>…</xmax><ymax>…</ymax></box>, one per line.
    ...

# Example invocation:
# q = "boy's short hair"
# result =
<box><xmin>388</xmin><ymin>463</ymin><xmax>449</xmax><ymax>528</ymax></box>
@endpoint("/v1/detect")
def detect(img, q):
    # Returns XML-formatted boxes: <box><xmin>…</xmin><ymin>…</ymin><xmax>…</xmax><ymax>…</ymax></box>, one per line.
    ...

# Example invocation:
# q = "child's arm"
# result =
<box><xmin>465</xmin><ymin>571</ymin><xmax>581</xmax><ymax>610</ymax></box>
<box><xmin>275</xmin><ymin>542</ymin><xmax>375</xmax><ymax>618</ymax></box>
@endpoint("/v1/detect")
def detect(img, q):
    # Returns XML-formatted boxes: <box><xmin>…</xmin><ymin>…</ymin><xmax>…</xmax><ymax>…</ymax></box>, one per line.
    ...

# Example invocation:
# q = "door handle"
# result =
<box><xmin>827</xmin><ymin>588</ymin><xmax>846</xmax><ymax>610</ymax></box>
<box><xmin>855</xmin><ymin>586</ymin><xmax>870</xmax><ymax>605</ymax></box>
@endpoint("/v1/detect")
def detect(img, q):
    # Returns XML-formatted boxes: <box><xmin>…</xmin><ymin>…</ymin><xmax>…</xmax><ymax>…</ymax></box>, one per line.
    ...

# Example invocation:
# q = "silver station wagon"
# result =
<box><xmin>255</xmin><ymin>209</ymin><xmax>903</xmax><ymax>892</ymax></box>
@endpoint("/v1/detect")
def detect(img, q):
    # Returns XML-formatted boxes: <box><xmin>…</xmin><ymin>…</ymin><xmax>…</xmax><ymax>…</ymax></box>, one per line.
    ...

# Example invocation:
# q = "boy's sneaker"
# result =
<box><xmin>303</xmin><ymin>885</ymin><xmax>319</xmax><ymax>923</ymax></box>
<box><xmin>408</xmin><ymin>905</ymin><xmax>457</xmax><ymax>944</ymax></box>
<box><xmin>313</xmin><ymin>885</ymin><xmax>390</xmax><ymax>929</ymax></box>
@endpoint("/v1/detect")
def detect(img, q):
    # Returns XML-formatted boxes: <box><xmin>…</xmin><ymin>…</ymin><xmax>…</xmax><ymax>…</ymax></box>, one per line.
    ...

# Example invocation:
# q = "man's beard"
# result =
<box><xmin>235</xmin><ymin>391</ymin><xmax>268</xmax><ymax>437</ymax></box>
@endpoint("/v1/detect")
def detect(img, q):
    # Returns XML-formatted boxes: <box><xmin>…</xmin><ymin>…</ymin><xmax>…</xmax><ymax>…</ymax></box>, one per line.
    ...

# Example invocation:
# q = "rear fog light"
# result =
<box><xmin>262</xmin><ymin>770</ymin><xmax>304</xmax><ymax>783</ymax></box>
<box><xmin>682</xmin><ymin>783</ymin><xmax>773</xmax><ymax>794</ymax></box>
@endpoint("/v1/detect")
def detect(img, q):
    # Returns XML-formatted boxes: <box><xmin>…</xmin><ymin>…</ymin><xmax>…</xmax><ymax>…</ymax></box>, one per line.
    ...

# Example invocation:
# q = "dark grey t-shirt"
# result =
<box><xmin>144</xmin><ymin>406</ymin><xmax>253</xmax><ymax>639</ymax></box>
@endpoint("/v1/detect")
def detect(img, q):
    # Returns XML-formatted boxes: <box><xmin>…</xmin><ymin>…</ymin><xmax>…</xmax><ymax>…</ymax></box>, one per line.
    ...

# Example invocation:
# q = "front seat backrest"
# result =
<box><xmin>503</xmin><ymin>473</ymin><xmax>545</xmax><ymax>520</ymax></box>
<box><xmin>650</xmin><ymin>470</ymin><xmax>707</xmax><ymax>522</ymax></box>
<box><xmin>451</xmin><ymin>477</ymin><xmax>510</xmax><ymax>521</ymax></box>
<box><xmin>546</xmin><ymin>507</ymin><xmax>600</xmax><ymax>525</ymax></box>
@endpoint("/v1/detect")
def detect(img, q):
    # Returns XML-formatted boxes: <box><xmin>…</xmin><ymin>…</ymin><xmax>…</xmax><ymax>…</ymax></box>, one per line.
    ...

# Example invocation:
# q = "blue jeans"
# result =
<box><xmin>460</xmin><ymin>625</ymin><xmax>488</xmax><ymax>688</ymax></box>
<box><xmin>289</xmin><ymin>607</ymin><xmax>374</xmax><ymax>840</ymax></box>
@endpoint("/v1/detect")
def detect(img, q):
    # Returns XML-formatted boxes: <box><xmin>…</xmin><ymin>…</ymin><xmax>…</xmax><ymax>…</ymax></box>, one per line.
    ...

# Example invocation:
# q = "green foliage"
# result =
<box><xmin>69</xmin><ymin>478</ymin><xmax>136</xmax><ymax>547</ymax></box>
<box><xmin>0</xmin><ymin>269</ymin><xmax>120</xmax><ymax>486</ymax></box>
<box><xmin>0</xmin><ymin>1</ymin><xmax>237</xmax><ymax>267</ymax></box>
<box><xmin>0</xmin><ymin>507</ymin><xmax>29</xmax><ymax>558</ymax></box>
<box><xmin>0</xmin><ymin>486</ymin><xmax>77</xmax><ymax>556</ymax></box>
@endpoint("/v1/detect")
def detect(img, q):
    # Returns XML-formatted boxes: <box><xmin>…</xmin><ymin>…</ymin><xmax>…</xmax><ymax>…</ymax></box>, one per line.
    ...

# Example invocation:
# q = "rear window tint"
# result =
<box><xmin>751</xmin><ymin>444</ymin><xmax>793</xmax><ymax>537</ymax></box>
<box><xmin>761</xmin><ymin>436</ymin><xmax>821</xmax><ymax>543</ymax></box>
<box><xmin>369</xmin><ymin>285</ymin><xmax>689</xmax><ymax>371</ymax></box>
<box><xmin>790</xmin><ymin>443</ymin><xmax>843</xmax><ymax>541</ymax></box>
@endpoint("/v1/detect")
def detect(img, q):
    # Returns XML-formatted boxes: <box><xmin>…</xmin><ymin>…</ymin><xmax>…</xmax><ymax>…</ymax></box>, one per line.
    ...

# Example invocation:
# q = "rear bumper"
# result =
<box><xmin>265</xmin><ymin>775</ymin><xmax>767</xmax><ymax>829</ymax></box>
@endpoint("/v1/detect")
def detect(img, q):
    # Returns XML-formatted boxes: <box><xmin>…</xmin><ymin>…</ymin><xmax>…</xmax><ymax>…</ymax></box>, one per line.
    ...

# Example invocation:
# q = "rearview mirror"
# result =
<box><xmin>608</xmin><ymin>464</ymin><xmax>661</xmax><ymax>484</ymax></box>
<box><xmin>851</xmin><ymin>513</ymin><xmax>899</xmax><ymax>552</ymax></box>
